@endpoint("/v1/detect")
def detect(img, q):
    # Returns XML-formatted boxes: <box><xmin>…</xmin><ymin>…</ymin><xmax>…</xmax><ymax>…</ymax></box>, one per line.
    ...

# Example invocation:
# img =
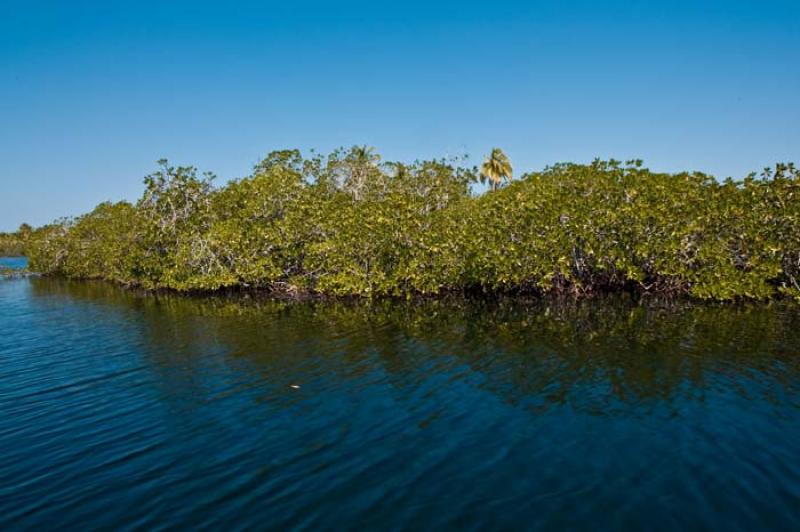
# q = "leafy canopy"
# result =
<box><xmin>20</xmin><ymin>150</ymin><xmax>800</xmax><ymax>301</ymax></box>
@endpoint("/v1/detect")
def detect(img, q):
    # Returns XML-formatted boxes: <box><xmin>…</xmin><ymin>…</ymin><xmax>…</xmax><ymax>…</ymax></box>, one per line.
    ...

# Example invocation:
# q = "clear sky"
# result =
<box><xmin>1</xmin><ymin>0</ymin><xmax>798</xmax><ymax>231</ymax></box>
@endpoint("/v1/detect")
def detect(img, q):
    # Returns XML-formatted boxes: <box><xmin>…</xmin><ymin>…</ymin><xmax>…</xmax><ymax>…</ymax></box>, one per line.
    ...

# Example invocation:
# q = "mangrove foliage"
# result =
<box><xmin>15</xmin><ymin>148</ymin><xmax>800</xmax><ymax>300</ymax></box>
<box><xmin>0</xmin><ymin>224</ymin><xmax>32</xmax><ymax>256</ymax></box>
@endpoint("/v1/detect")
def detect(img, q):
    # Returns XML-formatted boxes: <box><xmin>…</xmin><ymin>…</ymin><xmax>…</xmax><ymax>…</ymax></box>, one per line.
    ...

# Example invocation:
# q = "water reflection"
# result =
<box><xmin>28</xmin><ymin>278</ymin><xmax>800</xmax><ymax>415</ymax></box>
<box><xmin>2</xmin><ymin>277</ymin><xmax>798</xmax><ymax>530</ymax></box>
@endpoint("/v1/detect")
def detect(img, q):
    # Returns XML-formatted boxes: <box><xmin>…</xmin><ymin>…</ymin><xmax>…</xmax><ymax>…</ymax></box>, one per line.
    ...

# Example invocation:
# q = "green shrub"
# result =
<box><xmin>22</xmin><ymin>150</ymin><xmax>800</xmax><ymax>301</ymax></box>
<box><xmin>0</xmin><ymin>223</ymin><xmax>32</xmax><ymax>256</ymax></box>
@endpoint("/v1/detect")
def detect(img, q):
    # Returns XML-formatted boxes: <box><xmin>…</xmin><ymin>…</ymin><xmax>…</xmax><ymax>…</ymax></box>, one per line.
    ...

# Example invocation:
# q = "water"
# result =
<box><xmin>1</xmin><ymin>264</ymin><xmax>799</xmax><ymax>530</ymax></box>
<box><xmin>0</xmin><ymin>256</ymin><xmax>28</xmax><ymax>270</ymax></box>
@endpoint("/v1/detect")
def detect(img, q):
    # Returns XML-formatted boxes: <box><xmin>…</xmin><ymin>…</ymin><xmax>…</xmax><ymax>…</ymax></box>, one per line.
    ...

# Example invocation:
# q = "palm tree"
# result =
<box><xmin>350</xmin><ymin>145</ymin><xmax>380</xmax><ymax>167</ymax></box>
<box><xmin>345</xmin><ymin>145</ymin><xmax>380</xmax><ymax>200</ymax></box>
<box><xmin>480</xmin><ymin>148</ymin><xmax>513</xmax><ymax>191</ymax></box>
<box><xmin>387</xmin><ymin>161</ymin><xmax>411</xmax><ymax>180</ymax></box>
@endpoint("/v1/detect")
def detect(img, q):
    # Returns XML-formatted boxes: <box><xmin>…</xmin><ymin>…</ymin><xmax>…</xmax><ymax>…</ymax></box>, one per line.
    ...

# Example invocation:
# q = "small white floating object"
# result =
<box><xmin>290</xmin><ymin>384</ymin><xmax>300</xmax><ymax>389</ymax></box>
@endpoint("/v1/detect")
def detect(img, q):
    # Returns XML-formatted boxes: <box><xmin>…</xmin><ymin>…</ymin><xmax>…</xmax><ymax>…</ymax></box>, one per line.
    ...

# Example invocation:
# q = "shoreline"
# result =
<box><xmin>20</xmin><ymin>272</ymin><xmax>796</xmax><ymax>308</ymax></box>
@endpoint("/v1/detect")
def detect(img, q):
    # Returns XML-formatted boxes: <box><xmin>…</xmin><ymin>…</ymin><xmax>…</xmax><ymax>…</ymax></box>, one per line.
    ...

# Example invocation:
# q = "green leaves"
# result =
<box><xmin>19</xmin><ymin>153</ymin><xmax>800</xmax><ymax>301</ymax></box>
<box><xmin>0</xmin><ymin>224</ymin><xmax>30</xmax><ymax>256</ymax></box>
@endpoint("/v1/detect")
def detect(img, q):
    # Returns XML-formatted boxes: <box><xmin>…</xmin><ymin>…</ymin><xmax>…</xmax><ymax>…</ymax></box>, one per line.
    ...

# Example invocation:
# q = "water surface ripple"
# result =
<box><xmin>1</xmin><ymin>268</ymin><xmax>799</xmax><ymax>530</ymax></box>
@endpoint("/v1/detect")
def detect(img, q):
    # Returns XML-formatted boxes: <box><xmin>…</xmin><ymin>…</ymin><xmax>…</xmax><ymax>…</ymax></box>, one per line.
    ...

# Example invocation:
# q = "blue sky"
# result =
<box><xmin>1</xmin><ymin>0</ymin><xmax>798</xmax><ymax>230</ymax></box>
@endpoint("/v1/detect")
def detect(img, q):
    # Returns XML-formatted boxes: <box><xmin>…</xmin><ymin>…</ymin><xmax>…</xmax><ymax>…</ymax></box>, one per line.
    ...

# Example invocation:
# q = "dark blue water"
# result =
<box><xmin>1</xmin><ymin>262</ymin><xmax>799</xmax><ymax>530</ymax></box>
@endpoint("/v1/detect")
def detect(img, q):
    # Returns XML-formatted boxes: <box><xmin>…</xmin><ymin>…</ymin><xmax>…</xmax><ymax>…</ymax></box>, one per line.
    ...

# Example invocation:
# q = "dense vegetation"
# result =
<box><xmin>0</xmin><ymin>224</ymin><xmax>31</xmax><ymax>256</ymax></box>
<box><xmin>12</xmin><ymin>147</ymin><xmax>800</xmax><ymax>301</ymax></box>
